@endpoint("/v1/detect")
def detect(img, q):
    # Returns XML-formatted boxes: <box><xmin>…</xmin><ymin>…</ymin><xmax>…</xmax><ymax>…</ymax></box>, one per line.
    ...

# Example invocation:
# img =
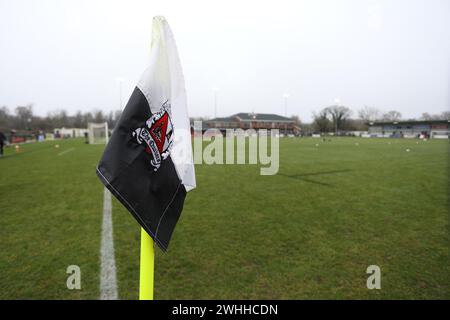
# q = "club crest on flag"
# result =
<box><xmin>97</xmin><ymin>16</ymin><xmax>195</xmax><ymax>253</ymax></box>
<box><xmin>132</xmin><ymin>101</ymin><xmax>174</xmax><ymax>171</ymax></box>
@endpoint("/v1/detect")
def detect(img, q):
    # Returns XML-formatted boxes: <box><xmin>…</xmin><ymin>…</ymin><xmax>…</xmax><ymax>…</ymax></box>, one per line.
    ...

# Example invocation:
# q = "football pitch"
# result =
<box><xmin>0</xmin><ymin>137</ymin><xmax>448</xmax><ymax>299</ymax></box>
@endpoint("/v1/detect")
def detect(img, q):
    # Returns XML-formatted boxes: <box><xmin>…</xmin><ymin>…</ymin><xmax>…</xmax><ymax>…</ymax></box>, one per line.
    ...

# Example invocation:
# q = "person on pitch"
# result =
<box><xmin>0</xmin><ymin>131</ymin><xmax>6</xmax><ymax>157</ymax></box>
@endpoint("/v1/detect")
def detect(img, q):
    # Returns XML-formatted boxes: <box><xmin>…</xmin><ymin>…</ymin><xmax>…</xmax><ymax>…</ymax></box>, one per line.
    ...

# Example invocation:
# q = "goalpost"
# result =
<box><xmin>88</xmin><ymin>122</ymin><xmax>109</xmax><ymax>145</ymax></box>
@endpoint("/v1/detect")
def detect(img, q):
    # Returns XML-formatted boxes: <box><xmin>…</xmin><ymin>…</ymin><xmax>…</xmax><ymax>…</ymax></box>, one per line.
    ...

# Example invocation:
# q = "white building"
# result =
<box><xmin>368</xmin><ymin>120</ymin><xmax>449</xmax><ymax>139</ymax></box>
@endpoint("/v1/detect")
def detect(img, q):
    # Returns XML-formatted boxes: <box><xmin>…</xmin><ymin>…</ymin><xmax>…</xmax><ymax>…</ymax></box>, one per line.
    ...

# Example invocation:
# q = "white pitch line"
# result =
<box><xmin>57</xmin><ymin>147</ymin><xmax>75</xmax><ymax>156</ymax></box>
<box><xmin>99</xmin><ymin>187</ymin><xmax>118</xmax><ymax>300</ymax></box>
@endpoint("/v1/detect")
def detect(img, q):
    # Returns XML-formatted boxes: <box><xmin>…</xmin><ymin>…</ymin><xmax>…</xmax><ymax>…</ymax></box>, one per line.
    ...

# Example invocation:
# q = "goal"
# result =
<box><xmin>88</xmin><ymin>122</ymin><xmax>109</xmax><ymax>145</ymax></box>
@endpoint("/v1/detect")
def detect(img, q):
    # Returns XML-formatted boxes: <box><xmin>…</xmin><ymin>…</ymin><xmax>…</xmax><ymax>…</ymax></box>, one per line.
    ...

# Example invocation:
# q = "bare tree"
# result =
<box><xmin>83</xmin><ymin>112</ymin><xmax>94</xmax><ymax>126</ymax></box>
<box><xmin>325</xmin><ymin>105</ymin><xmax>353</xmax><ymax>133</ymax></box>
<box><xmin>15</xmin><ymin>104</ymin><xmax>33</xmax><ymax>129</ymax></box>
<box><xmin>382</xmin><ymin>110</ymin><xmax>402</xmax><ymax>122</ymax></box>
<box><xmin>73</xmin><ymin>111</ymin><xmax>84</xmax><ymax>128</ymax></box>
<box><xmin>419</xmin><ymin>111</ymin><xmax>450</xmax><ymax>121</ymax></box>
<box><xmin>47</xmin><ymin>110</ymin><xmax>70</xmax><ymax>128</ymax></box>
<box><xmin>358</xmin><ymin>106</ymin><xmax>381</xmax><ymax>122</ymax></box>
<box><xmin>440</xmin><ymin>111</ymin><xmax>450</xmax><ymax>120</ymax></box>
<box><xmin>93</xmin><ymin>110</ymin><xmax>106</xmax><ymax>123</ymax></box>
<box><xmin>0</xmin><ymin>106</ymin><xmax>10</xmax><ymax>127</ymax></box>
<box><xmin>312</xmin><ymin>109</ymin><xmax>331</xmax><ymax>133</ymax></box>
<box><xmin>420</xmin><ymin>112</ymin><xmax>433</xmax><ymax>120</ymax></box>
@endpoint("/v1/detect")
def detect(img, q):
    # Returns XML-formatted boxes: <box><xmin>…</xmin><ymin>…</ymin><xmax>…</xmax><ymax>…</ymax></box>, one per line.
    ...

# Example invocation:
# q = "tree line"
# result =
<box><xmin>308</xmin><ymin>105</ymin><xmax>450</xmax><ymax>133</ymax></box>
<box><xmin>0</xmin><ymin>104</ymin><xmax>122</xmax><ymax>132</ymax></box>
<box><xmin>1</xmin><ymin>103</ymin><xmax>448</xmax><ymax>134</ymax></box>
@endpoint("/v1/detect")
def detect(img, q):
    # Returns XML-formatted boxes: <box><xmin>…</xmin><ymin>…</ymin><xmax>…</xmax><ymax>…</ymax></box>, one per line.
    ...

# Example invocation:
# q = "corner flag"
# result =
<box><xmin>96</xmin><ymin>16</ymin><xmax>196</xmax><ymax>252</ymax></box>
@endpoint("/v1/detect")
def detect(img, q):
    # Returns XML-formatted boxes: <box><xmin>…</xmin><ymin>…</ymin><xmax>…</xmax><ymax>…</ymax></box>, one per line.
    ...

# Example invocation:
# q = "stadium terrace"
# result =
<box><xmin>368</xmin><ymin>119</ymin><xmax>450</xmax><ymax>139</ymax></box>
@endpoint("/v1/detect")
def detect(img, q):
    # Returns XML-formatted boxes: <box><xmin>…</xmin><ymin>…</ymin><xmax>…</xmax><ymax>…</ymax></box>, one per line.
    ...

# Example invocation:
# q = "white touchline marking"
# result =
<box><xmin>100</xmin><ymin>187</ymin><xmax>118</xmax><ymax>300</ymax></box>
<box><xmin>57</xmin><ymin>147</ymin><xmax>75</xmax><ymax>156</ymax></box>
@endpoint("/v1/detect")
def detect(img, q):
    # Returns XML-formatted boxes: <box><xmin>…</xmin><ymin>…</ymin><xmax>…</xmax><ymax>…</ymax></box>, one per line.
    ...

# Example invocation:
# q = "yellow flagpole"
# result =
<box><xmin>139</xmin><ymin>228</ymin><xmax>154</xmax><ymax>300</ymax></box>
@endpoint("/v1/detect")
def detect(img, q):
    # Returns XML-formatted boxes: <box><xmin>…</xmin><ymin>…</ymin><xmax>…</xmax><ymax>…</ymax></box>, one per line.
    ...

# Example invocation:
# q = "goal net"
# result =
<box><xmin>88</xmin><ymin>122</ymin><xmax>109</xmax><ymax>145</ymax></box>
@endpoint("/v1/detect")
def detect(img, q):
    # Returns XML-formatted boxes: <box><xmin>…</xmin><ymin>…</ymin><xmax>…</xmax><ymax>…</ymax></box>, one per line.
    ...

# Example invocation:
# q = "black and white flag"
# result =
<box><xmin>96</xmin><ymin>16</ymin><xmax>196</xmax><ymax>251</ymax></box>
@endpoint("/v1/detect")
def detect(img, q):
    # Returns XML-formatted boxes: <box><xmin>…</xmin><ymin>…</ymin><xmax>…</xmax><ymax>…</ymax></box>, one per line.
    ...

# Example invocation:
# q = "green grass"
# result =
<box><xmin>0</xmin><ymin>137</ymin><xmax>449</xmax><ymax>299</ymax></box>
<box><xmin>0</xmin><ymin>139</ymin><xmax>104</xmax><ymax>299</ymax></box>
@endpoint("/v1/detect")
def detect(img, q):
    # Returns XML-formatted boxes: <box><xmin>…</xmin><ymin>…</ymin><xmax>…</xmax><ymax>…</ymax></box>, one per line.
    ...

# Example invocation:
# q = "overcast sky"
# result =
<box><xmin>0</xmin><ymin>0</ymin><xmax>449</xmax><ymax>122</ymax></box>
